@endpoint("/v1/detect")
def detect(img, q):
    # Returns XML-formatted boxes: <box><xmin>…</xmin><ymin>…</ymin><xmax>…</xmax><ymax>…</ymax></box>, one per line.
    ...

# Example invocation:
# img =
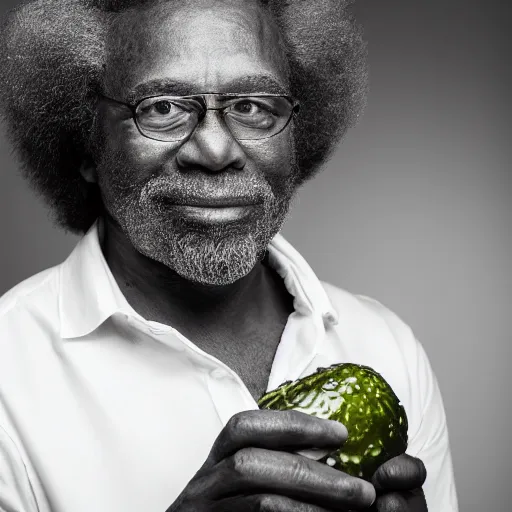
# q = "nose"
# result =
<box><xmin>176</xmin><ymin>110</ymin><xmax>246</xmax><ymax>172</ymax></box>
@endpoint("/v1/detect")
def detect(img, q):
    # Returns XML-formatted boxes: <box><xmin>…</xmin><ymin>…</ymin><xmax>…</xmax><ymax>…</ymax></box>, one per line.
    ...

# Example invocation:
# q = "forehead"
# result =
<box><xmin>104</xmin><ymin>0</ymin><xmax>289</xmax><ymax>99</ymax></box>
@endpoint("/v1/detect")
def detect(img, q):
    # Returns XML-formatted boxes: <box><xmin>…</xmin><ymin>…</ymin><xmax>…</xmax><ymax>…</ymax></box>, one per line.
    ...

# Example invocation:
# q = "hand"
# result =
<box><xmin>369</xmin><ymin>454</ymin><xmax>428</xmax><ymax>511</ymax></box>
<box><xmin>166</xmin><ymin>409</ymin><xmax>377</xmax><ymax>511</ymax></box>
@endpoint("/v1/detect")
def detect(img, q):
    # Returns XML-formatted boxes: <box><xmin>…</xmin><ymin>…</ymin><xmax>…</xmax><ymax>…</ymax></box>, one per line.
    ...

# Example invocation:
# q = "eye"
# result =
<box><xmin>138</xmin><ymin>99</ymin><xmax>178</xmax><ymax>118</ymax></box>
<box><xmin>153</xmin><ymin>100</ymin><xmax>172</xmax><ymax>115</ymax></box>
<box><xmin>225</xmin><ymin>98</ymin><xmax>277</xmax><ymax>131</ymax></box>
<box><xmin>136</xmin><ymin>97</ymin><xmax>202</xmax><ymax>137</ymax></box>
<box><xmin>232</xmin><ymin>100</ymin><xmax>259</xmax><ymax>115</ymax></box>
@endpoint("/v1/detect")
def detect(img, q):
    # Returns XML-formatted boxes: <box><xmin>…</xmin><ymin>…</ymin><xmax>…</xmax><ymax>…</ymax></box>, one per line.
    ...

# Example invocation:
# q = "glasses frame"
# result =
<box><xmin>100</xmin><ymin>92</ymin><xmax>301</xmax><ymax>143</ymax></box>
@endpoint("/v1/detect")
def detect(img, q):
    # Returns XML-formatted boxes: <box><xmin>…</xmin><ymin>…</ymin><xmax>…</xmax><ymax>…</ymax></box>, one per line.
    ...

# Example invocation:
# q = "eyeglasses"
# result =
<box><xmin>101</xmin><ymin>93</ymin><xmax>300</xmax><ymax>142</ymax></box>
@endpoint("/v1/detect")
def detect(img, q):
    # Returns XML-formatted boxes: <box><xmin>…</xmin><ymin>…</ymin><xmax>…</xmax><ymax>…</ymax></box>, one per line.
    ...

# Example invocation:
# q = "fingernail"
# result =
<box><xmin>295</xmin><ymin>448</ymin><xmax>332</xmax><ymax>460</ymax></box>
<box><xmin>366</xmin><ymin>482</ymin><xmax>377</xmax><ymax>507</ymax></box>
<box><xmin>328</xmin><ymin>420</ymin><xmax>348</xmax><ymax>438</ymax></box>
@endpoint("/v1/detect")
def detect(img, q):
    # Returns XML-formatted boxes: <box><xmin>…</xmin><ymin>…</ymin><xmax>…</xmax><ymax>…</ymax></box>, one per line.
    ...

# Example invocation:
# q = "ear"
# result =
<box><xmin>79</xmin><ymin>156</ymin><xmax>98</xmax><ymax>184</ymax></box>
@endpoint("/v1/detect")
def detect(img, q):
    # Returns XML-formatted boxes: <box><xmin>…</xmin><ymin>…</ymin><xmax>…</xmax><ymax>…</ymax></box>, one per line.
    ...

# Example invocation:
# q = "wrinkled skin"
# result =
<box><xmin>165</xmin><ymin>410</ymin><xmax>427</xmax><ymax>512</ymax></box>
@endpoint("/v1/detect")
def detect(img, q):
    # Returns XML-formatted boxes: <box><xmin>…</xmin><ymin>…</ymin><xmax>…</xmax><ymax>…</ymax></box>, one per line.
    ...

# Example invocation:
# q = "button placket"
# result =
<box><xmin>207</xmin><ymin>365</ymin><xmax>257</xmax><ymax>426</ymax></box>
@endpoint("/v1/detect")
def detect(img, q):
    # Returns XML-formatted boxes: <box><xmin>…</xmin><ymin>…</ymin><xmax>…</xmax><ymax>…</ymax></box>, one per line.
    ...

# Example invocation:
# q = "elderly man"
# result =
<box><xmin>0</xmin><ymin>0</ymin><xmax>458</xmax><ymax>511</ymax></box>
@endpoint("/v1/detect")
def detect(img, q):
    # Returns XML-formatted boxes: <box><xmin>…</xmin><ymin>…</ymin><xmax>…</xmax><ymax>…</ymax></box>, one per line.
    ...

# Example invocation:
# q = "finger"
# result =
<box><xmin>194</xmin><ymin>447</ymin><xmax>376</xmax><ymax>509</ymax></box>
<box><xmin>212</xmin><ymin>494</ymin><xmax>340</xmax><ymax>512</ymax></box>
<box><xmin>374</xmin><ymin>492</ymin><xmax>409</xmax><ymax>512</ymax></box>
<box><xmin>206</xmin><ymin>410</ymin><xmax>348</xmax><ymax>466</ymax></box>
<box><xmin>371</xmin><ymin>454</ymin><xmax>427</xmax><ymax>491</ymax></box>
<box><xmin>375</xmin><ymin>488</ymin><xmax>428</xmax><ymax>512</ymax></box>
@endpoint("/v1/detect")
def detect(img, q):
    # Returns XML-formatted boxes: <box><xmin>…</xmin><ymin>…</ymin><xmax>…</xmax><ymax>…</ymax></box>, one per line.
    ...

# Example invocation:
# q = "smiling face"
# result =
<box><xmin>91</xmin><ymin>0</ymin><xmax>299</xmax><ymax>285</ymax></box>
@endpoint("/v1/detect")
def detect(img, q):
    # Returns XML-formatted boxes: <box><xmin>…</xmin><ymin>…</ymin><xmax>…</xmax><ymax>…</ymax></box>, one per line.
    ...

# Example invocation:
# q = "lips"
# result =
<box><xmin>157</xmin><ymin>195</ymin><xmax>263</xmax><ymax>208</ymax></box>
<box><xmin>153</xmin><ymin>194</ymin><xmax>263</xmax><ymax>225</ymax></box>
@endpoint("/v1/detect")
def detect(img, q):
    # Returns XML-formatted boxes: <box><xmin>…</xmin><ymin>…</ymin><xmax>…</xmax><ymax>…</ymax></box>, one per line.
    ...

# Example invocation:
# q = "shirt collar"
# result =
<box><xmin>58</xmin><ymin>218</ymin><xmax>131</xmax><ymax>339</ymax></box>
<box><xmin>58</xmin><ymin>218</ymin><xmax>338</xmax><ymax>340</ymax></box>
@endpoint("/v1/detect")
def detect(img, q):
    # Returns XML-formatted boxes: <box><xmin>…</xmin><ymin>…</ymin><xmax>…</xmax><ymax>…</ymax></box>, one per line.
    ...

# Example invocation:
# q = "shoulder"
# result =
<box><xmin>0</xmin><ymin>273</ymin><xmax>52</xmax><ymax>510</ymax></box>
<box><xmin>321</xmin><ymin>280</ymin><xmax>405</xmax><ymax>323</ymax></box>
<box><xmin>320</xmin><ymin>280</ymin><xmax>417</xmax><ymax>353</ymax></box>
<box><xmin>0</xmin><ymin>266</ymin><xmax>61</xmax><ymax>343</ymax></box>
<box><xmin>0</xmin><ymin>267</ymin><xmax>59</xmax><ymax>312</ymax></box>
<box><xmin>319</xmin><ymin>281</ymin><xmax>432</xmax><ymax>420</ymax></box>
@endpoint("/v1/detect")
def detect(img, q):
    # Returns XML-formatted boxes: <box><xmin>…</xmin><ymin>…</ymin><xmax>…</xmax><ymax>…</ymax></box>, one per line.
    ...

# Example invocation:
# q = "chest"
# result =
<box><xmin>207</xmin><ymin>328</ymin><xmax>283</xmax><ymax>402</ymax></box>
<box><xmin>187</xmin><ymin>292</ymin><xmax>294</xmax><ymax>402</ymax></box>
<box><xmin>223</xmin><ymin>342</ymin><xmax>279</xmax><ymax>401</ymax></box>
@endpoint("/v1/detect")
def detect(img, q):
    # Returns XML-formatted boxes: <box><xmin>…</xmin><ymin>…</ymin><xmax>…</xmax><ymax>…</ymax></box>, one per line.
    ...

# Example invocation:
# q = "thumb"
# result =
<box><xmin>371</xmin><ymin>454</ymin><xmax>427</xmax><ymax>491</ymax></box>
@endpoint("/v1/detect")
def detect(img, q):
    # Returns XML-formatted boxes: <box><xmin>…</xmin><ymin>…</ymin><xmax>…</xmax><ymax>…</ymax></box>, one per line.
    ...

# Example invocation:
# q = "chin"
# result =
<box><xmin>121</xmin><ymin>191</ymin><xmax>291</xmax><ymax>285</ymax></box>
<box><xmin>129</xmin><ymin>218</ymin><xmax>270</xmax><ymax>286</ymax></box>
<box><xmin>172</xmin><ymin>229</ymin><xmax>265</xmax><ymax>285</ymax></box>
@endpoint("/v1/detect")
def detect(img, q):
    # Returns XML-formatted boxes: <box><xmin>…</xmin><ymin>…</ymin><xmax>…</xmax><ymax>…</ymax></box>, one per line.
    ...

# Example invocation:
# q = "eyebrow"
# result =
<box><xmin>125</xmin><ymin>74</ymin><xmax>290</xmax><ymax>104</ymax></box>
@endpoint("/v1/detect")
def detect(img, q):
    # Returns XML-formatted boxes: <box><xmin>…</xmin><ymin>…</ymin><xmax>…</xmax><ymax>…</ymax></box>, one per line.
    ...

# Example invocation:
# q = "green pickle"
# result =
<box><xmin>257</xmin><ymin>363</ymin><xmax>408</xmax><ymax>481</ymax></box>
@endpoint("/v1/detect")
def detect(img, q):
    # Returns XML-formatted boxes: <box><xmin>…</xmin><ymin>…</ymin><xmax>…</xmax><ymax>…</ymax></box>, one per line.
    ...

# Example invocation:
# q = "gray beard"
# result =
<box><xmin>99</xmin><ymin>163</ymin><xmax>298</xmax><ymax>286</ymax></box>
<box><xmin>125</xmin><ymin>198</ymin><xmax>292</xmax><ymax>285</ymax></box>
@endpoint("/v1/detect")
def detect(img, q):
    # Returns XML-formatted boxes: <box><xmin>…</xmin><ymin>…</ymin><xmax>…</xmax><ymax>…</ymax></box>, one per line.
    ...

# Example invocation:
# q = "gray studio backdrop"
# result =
<box><xmin>0</xmin><ymin>1</ymin><xmax>510</xmax><ymax>510</ymax></box>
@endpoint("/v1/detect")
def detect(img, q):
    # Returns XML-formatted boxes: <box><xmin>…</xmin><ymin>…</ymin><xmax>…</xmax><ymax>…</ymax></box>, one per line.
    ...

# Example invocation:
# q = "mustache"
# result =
<box><xmin>138</xmin><ymin>172</ymin><xmax>275</xmax><ymax>207</ymax></box>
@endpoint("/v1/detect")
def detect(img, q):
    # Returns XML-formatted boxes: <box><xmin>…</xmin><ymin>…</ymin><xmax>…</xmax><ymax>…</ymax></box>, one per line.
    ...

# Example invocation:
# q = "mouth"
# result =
<box><xmin>156</xmin><ymin>196</ymin><xmax>263</xmax><ymax>224</ymax></box>
<box><xmin>167</xmin><ymin>196</ymin><xmax>263</xmax><ymax>208</ymax></box>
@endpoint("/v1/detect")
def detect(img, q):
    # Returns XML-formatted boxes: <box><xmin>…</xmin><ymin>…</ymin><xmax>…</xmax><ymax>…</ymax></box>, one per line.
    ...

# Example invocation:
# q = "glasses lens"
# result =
<box><xmin>135</xmin><ymin>97</ymin><xmax>203</xmax><ymax>141</ymax></box>
<box><xmin>223</xmin><ymin>96</ymin><xmax>294</xmax><ymax>140</ymax></box>
<box><xmin>135</xmin><ymin>95</ymin><xmax>295</xmax><ymax>141</ymax></box>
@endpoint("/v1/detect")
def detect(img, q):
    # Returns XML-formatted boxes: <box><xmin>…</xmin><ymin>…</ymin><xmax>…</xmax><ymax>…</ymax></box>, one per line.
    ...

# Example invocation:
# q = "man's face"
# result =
<box><xmin>93</xmin><ymin>0</ymin><xmax>298</xmax><ymax>285</ymax></box>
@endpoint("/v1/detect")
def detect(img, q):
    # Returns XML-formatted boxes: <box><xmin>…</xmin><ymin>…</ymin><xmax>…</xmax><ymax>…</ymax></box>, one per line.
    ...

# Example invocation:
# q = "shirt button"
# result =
<box><xmin>211</xmin><ymin>368</ymin><xmax>229</xmax><ymax>379</ymax></box>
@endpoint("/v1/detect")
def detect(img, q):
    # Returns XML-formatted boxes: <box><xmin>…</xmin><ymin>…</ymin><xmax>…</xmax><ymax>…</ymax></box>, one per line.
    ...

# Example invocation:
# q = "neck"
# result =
<box><xmin>100</xmin><ymin>215</ymin><xmax>290</xmax><ymax>340</ymax></box>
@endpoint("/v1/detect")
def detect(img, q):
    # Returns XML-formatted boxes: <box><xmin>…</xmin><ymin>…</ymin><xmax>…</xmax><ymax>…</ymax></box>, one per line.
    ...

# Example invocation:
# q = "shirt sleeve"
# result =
<box><xmin>0</xmin><ymin>423</ymin><xmax>39</xmax><ymax>512</ymax></box>
<box><xmin>405</xmin><ymin>336</ymin><xmax>459</xmax><ymax>512</ymax></box>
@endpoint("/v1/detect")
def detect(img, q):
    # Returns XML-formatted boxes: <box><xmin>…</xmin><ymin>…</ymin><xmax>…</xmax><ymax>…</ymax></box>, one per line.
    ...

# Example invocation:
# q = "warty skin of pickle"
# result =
<box><xmin>258</xmin><ymin>363</ymin><xmax>408</xmax><ymax>481</ymax></box>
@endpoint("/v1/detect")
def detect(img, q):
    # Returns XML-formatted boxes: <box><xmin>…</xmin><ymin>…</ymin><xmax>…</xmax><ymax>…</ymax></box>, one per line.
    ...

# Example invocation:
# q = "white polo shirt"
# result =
<box><xmin>0</xmin><ymin>220</ymin><xmax>458</xmax><ymax>512</ymax></box>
